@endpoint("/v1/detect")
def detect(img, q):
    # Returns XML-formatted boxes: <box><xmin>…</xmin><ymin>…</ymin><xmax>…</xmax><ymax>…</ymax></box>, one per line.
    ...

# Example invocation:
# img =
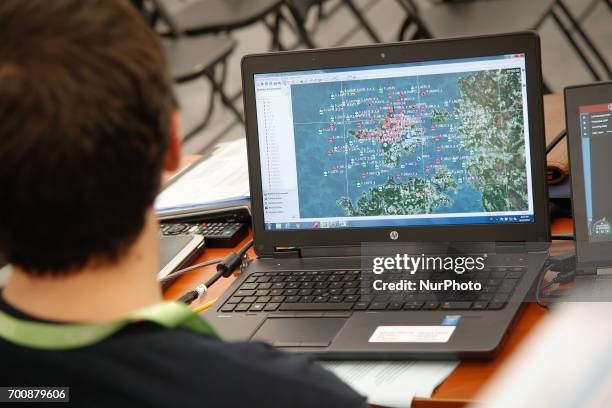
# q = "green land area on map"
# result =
<box><xmin>291</xmin><ymin>67</ymin><xmax>529</xmax><ymax>218</ymax></box>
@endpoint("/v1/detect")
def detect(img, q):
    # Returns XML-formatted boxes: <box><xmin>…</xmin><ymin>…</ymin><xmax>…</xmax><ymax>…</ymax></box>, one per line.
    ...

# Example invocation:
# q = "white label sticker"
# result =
<box><xmin>368</xmin><ymin>326</ymin><xmax>455</xmax><ymax>343</ymax></box>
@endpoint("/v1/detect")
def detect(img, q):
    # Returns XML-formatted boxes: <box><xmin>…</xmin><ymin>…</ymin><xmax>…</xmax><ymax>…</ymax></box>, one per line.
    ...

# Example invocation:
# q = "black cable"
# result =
<box><xmin>535</xmin><ymin>265</ymin><xmax>550</xmax><ymax>310</ymax></box>
<box><xmin>535</xmin><ymin>253</ymin><xmax>576</xmax><ymax>310</ymax></box>
<box><xmin>215</xmin><ymin>239</ymin><xmax>254</xmax><ymax>278</ymax></box>
<box><xmin>236</xmin><ymin>238</ymin><xmax>254</xmax><ymax>257</ymax></box>
<box><xmin>177</xmin><ymin>270</ymin><xmax>224</xmax><ymax>304</ymax></box>
<box><xmin>159</xmin><ymin>257</ymin><xmax>223</xmax><ymax>284</ymax></box>
<box><xmin>177</xmin><ymin>283</ymin><xmax>207</xmax><ymax>304</ymax></box>
<box><xmin>546</xmin><ymin>129</ymin><xmax>567</xmax><ymax>154</ymax></box>
<box><xmin>541</xmin><ymin>270</ymin><xmax>576</xmax><ymax>290</ymax></box>
<box><xmin>177</xmin><ymin>239</ymin><xmax>254</xmax><ymax>305</ymax></box>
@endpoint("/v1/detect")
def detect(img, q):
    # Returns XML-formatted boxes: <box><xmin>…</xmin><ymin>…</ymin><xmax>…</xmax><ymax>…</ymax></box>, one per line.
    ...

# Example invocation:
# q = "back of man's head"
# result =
<box><xmin>0</xmin><ymin>0</ymin><xmax>175</xmax><ymax>275</ymax></box>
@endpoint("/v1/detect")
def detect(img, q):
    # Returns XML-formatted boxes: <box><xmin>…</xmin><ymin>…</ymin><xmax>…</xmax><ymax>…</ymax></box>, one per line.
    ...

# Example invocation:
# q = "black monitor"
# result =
<box><xmin>241</xmin><ymin>32</ymin><xmax>549</xmax><ymax>255</ymax></box>
<box><xmin>566</xmin><ymin>81</ymin><xmax>612</xmax><ymax>263</ymax></box>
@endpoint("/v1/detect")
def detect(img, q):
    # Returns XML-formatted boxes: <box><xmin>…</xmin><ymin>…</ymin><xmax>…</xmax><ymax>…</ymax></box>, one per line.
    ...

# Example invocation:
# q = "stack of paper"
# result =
<box><xmin>475</xmin><ymin>298</ymin><xmax>612</xmax><ymax>407</ymax></box>
<box><xmin>0</xmin><ymin>264</ymin><xmax>10</xmax><ymax>287</ymax></box>
<box><xmin>322</xmin><ymin>360</ymin><xmax>459</xmax><ymax>408</ymax></box>
<box><xmin>155</xmin><ymin>138</ymin><xmax>250</xmax><ymax>217</ymax></box>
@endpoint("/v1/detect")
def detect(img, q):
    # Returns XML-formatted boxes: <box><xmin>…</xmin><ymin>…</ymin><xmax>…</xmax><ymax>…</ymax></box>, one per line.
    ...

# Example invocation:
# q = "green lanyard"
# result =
<box><xmin>0</xmin><ymin>301</ymin><xmax>218</xmax><ymax>350</ymax></box>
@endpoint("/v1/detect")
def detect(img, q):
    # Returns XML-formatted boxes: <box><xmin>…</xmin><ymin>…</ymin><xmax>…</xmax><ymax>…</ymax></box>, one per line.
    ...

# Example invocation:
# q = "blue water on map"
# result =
<box><xmin>292</xmin><ymin>71</ymin><xmax>487</xmax><ymax>218</ymax></box>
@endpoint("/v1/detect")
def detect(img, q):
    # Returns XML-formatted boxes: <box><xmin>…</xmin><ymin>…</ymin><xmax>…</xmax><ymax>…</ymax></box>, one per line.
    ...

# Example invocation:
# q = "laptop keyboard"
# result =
<box><xmin>218</xmin><ymin>267</ymin><xmax>525</xmax><ymax>313</ymax></box>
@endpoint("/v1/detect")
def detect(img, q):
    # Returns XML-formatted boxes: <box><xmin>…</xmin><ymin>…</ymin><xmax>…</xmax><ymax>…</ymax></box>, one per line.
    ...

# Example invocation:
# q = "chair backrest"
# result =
<box><xmin>287</xmin><ymin>0</ymin><xmax>324</xmax><ymax>19</ymax></box>
<box><xmin>132</xmin><ymin>0</ymin><xmax>184</xmax><ymax>37</ymax></box>
<box><xmin>396</xmin><ymin>0</ymin><xmax>419</xmax><ymax>14</ymax></box>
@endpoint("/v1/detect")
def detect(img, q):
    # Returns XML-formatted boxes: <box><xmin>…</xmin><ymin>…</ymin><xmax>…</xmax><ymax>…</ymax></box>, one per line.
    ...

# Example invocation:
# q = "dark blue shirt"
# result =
<box><xmin>0</xmin><ymin>295</ymin><xmax>366</xmax><ymax>408</ymax></box>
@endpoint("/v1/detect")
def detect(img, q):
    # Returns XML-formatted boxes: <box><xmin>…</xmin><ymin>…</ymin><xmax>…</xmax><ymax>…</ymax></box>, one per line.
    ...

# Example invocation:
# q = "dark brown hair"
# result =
<box><xmin>0</xmin><ymin>0</ymin><xmax>176</xmax><ymax>274</ymax></box>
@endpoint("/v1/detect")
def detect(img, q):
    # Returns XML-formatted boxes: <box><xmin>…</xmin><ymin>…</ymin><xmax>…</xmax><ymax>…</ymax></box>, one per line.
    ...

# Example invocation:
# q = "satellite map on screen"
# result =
<box><xmin>292</xmin><ymin>68</ymin><xmax>529</xmax><ymax>219</ymax></box>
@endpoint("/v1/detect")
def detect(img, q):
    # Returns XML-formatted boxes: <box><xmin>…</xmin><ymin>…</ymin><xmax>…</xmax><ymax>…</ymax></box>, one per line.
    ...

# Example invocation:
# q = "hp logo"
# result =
<box><xmin>389</xmin><ymin>230</ymin><xmax>399</xmax><ymax>240</ymax></box>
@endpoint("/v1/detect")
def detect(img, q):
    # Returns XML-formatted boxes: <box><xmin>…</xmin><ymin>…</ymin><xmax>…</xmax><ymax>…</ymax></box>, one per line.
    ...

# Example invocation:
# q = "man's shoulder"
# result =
<box><xmin>150</xmin><ymin>328</ymin><xmax>366</xmax><ymax>408</ymax></box>
<box><xmin>0</xmin><ymin>325</ymin><xmax>365</xmax><ymax>408</ymax></box>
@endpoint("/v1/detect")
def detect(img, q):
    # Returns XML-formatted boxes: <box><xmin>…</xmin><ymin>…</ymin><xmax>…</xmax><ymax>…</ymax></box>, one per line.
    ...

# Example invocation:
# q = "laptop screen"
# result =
<box><xmin>579</xmin><ymin>102</ymin><xmax>612</xmax><ymax>242</ymax></box>
<box><xmin>254</xmin><ymin>54</ymin><xmax>535</xmax><ymax>231</ymax></box>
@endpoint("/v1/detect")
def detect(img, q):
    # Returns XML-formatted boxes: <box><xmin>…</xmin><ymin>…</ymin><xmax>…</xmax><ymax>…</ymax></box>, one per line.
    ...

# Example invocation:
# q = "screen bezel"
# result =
<box><xmin>565</xmin><ymin>81</ymin><xmax>612</xmax><ymax>264</ymax></box>
<box><xmin>242</xmin><ymin>32</ymin><xmax>549</xmax><ymax>257</ymax></box>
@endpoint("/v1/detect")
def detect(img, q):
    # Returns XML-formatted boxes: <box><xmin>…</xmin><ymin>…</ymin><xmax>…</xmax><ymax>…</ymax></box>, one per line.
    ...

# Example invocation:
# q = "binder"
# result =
<box><xmin>155</xmin><ymin>139</ymin><xmax>250</xmax><ymax>221</ymax></box>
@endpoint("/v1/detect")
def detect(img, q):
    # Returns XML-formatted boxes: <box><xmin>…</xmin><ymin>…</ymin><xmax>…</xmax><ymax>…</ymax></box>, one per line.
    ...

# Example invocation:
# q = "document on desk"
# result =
<box><xmin>321</xmin><ymin>360</ymin><xmax>459</xmax><ymax>408</ymax></box>
<box><xmin>155</xmin><ymin>138</ymin><xmax>250</xmax><ymax>216</ymax></box>
<box><xmin>475</xmin><ymin>299</ymin><xmax>612</xmax><ymax>408</ymax></box>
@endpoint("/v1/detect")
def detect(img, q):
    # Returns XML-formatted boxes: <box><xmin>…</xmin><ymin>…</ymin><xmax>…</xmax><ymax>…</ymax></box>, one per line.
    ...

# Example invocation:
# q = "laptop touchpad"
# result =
<box><xmin>252</xmin><ymin>317</ymin><xmax>347</xmax><ymax>347</ymax></box>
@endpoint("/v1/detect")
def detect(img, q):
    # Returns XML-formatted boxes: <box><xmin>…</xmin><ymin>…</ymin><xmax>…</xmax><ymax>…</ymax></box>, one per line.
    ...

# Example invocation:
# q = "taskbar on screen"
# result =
<box><xmin>265</xmin><ymin>214</ymin><xmax>534</xmax><ymax>231</ymax></box>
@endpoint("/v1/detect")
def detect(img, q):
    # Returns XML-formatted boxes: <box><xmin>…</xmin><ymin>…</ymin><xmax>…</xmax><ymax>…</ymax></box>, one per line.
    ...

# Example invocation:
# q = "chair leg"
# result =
<box><xmin>555</xmin><ymin>0</ymin><xmax>611</xmax><ymax>78</ymax></box>
<box><xmin>269</xmin><ymin>10</ymin><xmax>284</xmax><ymax>51</ymax></box>
<box><xmin>182</xmin><ymin>64</ymin><xmax>219</xmax><ymax>140</ymax></box>
<box><xmin>398</xmin><ymin>14</ymin><xmax>431</xmax><ymax>41</ymax></box>
<box><xmin>205</xmin><ymin>62</ymin><xmax>244</xmax><ymax>124</ymax></box>
<box><xmin>183</xmin><ymin>83</ymin><xmax>216</xmax><ymax>141</ymax></box>
<box><xmin>414</xmin><ymin>15</ymin><xmax>432</xmax><ymax>39</ymax></box>
<box><xmin>397</xmin><ymin>15</ymin><xmax>413</xmax><ymax>41</ymax></box>
<box><xmin>396</xmin><ymin>0</ymin><xmax>429</xmax><ymax>41</ymax></box>
<box><xmin>417</xmin><ymin>26</ymin><xmax>432</xmax><ymax>39</ymax></box>
<box><xmin>548</xmin><ymin>8</ymin><xmax>603</xmax><ymax>80</ymax></box>
<box><xmin>216</xmin><ymin>84</ymin><xmax>244</xmax><ymax>124</ymax></box>
<box><xmin>342</xmin><ymin>0</ymin><xmax>381</xmax><ymax>43</ymax></box>
<box><xmin>283</xmin><ymin>3</ymin><xmax>317</xmax><ymax>48</ymax></box>
<box><xmin>577</xmin><ymin>0</ymin><xmax>604</xmax><ymax>22</ymax></box>
<box><xmin>263</xmin><ymin>11</ymin><xmax>289</xmax><ymax>51</ymax></box>
<box><xmin>542</xmin><ymin>79</ymin><xmax>553</xmax><ymax>95</ymax></box>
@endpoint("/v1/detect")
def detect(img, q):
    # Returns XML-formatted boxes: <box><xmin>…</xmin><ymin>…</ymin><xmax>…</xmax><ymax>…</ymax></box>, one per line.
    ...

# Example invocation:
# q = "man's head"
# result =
<box><xmin>0</xmin><ymin>0</ymin><xmax>179</xmax><ymax>275</ymax></box>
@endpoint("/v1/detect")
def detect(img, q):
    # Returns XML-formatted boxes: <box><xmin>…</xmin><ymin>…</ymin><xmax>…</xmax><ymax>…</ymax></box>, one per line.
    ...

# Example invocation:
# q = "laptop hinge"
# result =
<box><xmin>273</xmin><ymin>246</ymin><xmax>302</xmax><ymax>258</ymax></box>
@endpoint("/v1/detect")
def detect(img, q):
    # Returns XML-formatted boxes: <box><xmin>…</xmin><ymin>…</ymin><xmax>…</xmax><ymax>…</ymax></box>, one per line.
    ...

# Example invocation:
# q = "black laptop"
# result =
<box><xmin>566</xmin><ymin>81</ymin><xmax>612</xmax><ymax>291</ymax></box>
<box><xmin>204</xmin><ymin>32</ymin><xmax>550</xmax><ymax>359</ymax></box>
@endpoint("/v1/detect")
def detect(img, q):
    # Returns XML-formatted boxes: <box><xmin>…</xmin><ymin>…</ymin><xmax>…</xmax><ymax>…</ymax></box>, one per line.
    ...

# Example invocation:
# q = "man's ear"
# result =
<box><xmin>164</xmin><ymin>110</ymin><xmax>182</xmax><ymax>172</ymax></box>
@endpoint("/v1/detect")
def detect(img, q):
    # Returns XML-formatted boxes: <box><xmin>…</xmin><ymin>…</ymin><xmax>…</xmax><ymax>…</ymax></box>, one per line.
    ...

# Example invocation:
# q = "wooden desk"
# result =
<box><xmin>412</xmin><ymin>220</ymin><xmax>573</xmax><ymax>408</ymax></box>
<box><xmin>163</xmin><ymin>94</ymin><xmax>571</xmax><ymax>407</ymax></box>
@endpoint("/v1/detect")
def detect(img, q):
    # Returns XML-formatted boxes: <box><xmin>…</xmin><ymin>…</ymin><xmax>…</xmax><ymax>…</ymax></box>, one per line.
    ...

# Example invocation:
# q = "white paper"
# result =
<box><xmin>369</xmin><ymin>326</ymin><xmax>456</xmax><ymax>343</ymax></box>
<box><xmin>474</xmin><ymin>300</ymin><xmax>612</xmax><ymax>408</ymax></box>
<box><xmin>155</xmin><ymin>138</ymin><xmax>250</xmax><ymax>213</ymax></box>
<box><xmin>322</xmin><ymin>360</ymin><xmax>459</xmax><ymax>408</ymax></box>
<box><xmin>0</xmin><ymin>264</ymin><xmax>11</xmax><ymax>287</ymax></box>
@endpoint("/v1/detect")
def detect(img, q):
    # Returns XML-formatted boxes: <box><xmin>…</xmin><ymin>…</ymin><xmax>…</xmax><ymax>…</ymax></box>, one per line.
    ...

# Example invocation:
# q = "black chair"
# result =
<box><xmin>164</xmin><ymin>36</ymin><xmax>241</xmax><ymax>136</ymax></box>
<box><xmin>136</xmin><ymin>0</ymin><xmax>243</xmax><ymax>139</ymax></box>
<box><xmin>160</xmin><ymin>0</ymin><xmax>317</xmax><ymax>49</ymax></box>
<box><xmin>396</xmin><ymin>0</ymin><xmax>612</xmax><ymax>85</ymax></box>
<box><xmin>288</xmin><ymin>0</ymin><xmax>383</xmax><ymax>44</ymax></box>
